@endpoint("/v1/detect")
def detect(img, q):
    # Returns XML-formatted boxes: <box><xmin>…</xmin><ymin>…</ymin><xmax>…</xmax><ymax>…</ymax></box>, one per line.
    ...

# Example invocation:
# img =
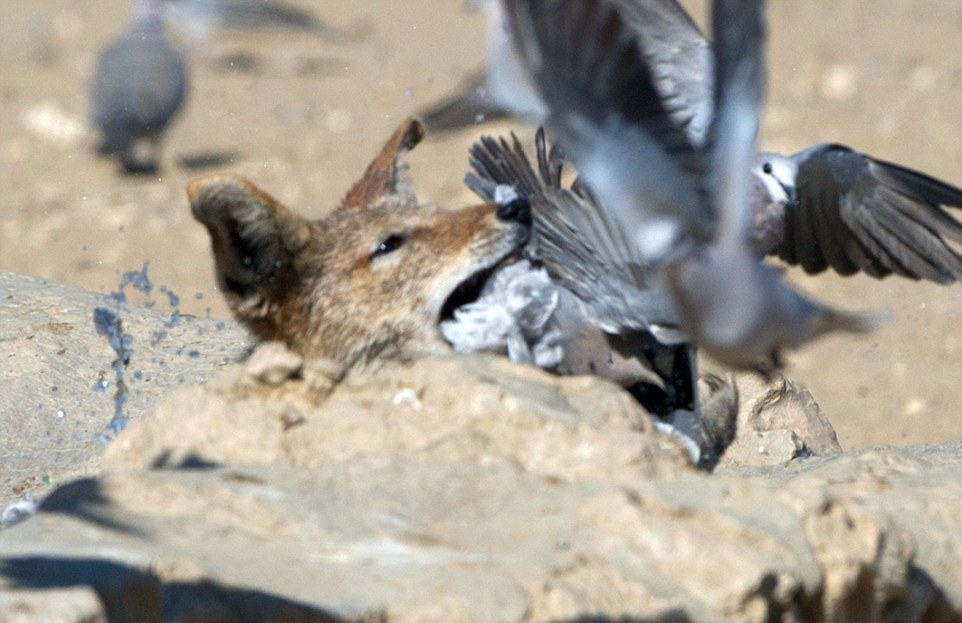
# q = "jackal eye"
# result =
<box><xmin>370</xmin><ymin>233</ymin><xmax>407</xmax><ymax>259</ymax></box>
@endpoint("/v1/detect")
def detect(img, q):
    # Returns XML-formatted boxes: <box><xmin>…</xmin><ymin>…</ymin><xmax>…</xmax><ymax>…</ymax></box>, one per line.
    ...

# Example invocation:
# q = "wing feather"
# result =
<box><xmin>776</xmin><ymin>144</ymin><xmax>962</xmax><ymax>282</ymax></box>
<box><xmin>465</xmin><ymin>130</ymin><xmax>678</xmax><ymax>331</ymax></box>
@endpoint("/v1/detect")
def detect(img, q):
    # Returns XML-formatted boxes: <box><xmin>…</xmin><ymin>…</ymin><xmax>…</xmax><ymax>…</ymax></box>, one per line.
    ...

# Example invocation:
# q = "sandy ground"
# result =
<box><xmin>2</xmin><ymin>0</ymin><xmax>962</xmax><ymax>450</ymax></box>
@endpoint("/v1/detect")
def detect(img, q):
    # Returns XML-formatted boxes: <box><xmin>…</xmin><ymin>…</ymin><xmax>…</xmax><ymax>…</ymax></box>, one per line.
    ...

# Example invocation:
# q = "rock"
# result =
<box><xmin>716</xmin><ymin>374</ymin><xmax>843</xmax><ymax>470</ymax></box>
<box><xmin>1</xmin><ymin>341</ymin><xmax>960</xmax><ymax>622</ymax></box>
<box><xmin>242</xmin><ymin>341</ymin><xmax>304</xmax><ymax>386</ymax></box>
<box><xmin>0</xmin><ymin>270</ymin><xmax>250</xmax><ymax>510</ymax></box>
<box><xmin>105</xmin><ymin>351</ymin><xmax>690</xmax><ymax>482</ymax></box>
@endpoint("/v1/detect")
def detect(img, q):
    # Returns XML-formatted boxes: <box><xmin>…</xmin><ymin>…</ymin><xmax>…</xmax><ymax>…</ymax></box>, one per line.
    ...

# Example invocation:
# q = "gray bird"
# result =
<box><xmin>487</xmin><ymin>0</ymin><xmax>877</xmax><ymax>370</ymax></box>
<box><xmin>164</xmin><ymin>0</ymin><xmax>363</xmax><ymax>44</ymax></box>
<box><xmin>459</xmin><ymin>128</ymin><xmax>735</xmax><ymax>468</ymax></box>
<box><xmin>483</xmin><ymin>0</ymin><xmax>962</xmax><ymax>287</ymax></box>
<box><xmin>89</xmin><ymin>0</ymin><xmax>188</xmax><ymax>175</ymax></box>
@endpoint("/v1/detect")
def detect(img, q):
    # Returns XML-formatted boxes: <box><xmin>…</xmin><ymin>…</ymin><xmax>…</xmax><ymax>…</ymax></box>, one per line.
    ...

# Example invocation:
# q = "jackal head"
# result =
<box><xmin>188</xmin><ymin>119</ymin><xmax>531</xmax><ymax>369</ymax></box>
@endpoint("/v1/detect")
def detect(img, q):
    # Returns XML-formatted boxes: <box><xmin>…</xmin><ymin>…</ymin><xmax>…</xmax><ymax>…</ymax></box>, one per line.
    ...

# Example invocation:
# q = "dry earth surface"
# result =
<box><xmin>3</xmin><ymin>339</ymin><xmax>962</xmax><ymax>622</ymax></box>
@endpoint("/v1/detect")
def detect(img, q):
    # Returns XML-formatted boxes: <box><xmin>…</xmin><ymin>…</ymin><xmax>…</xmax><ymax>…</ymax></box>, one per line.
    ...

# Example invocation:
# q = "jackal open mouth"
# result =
<box><xmin>438</xmin><ymin>250</ymin><xmax>522</xmax><ymax>324</ymax></box>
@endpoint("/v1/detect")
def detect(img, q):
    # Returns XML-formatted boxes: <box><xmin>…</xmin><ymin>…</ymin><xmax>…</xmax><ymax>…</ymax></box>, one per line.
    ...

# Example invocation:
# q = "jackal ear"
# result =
<box><xmin>341</xmin><ymin>118</ymin><xmax>425</xmax><ymax>210</ymax></box>
<box><xmin>188</xmin><ymin>174</ymin><xmax>312</xmax><ymax>306</ymax></box>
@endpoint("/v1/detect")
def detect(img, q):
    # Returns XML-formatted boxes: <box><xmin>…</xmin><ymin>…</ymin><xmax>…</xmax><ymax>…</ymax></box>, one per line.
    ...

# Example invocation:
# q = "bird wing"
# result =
<box><xmin>423</xmin><ymin>0</ymin><xmax>713</xmax><ymax>139</ymax></box>
<box><xmin>419</xmin><ymin>70</ymin><xmax>509</xmax><ymax>132</ymax></box>
<box><xmin>465</xmin><ymin>129</ymin><xmax>680</xmax><ymax>332</ymax></box>
<box><xmin>776</xmin><ymin>143</ymin><xmax>962</xmax><ymax>283</ymax></box>
<box><xmin>705</xmin><ymin>0</ymin><xmax>767</xmax><ymax>248</ymax></box>
<box><xmin>615</xmin><ymin>0</ymin><xmax>715</xmax><ymax>146</ymax></box>
<box><xmin>499</xmin><ymin>0</ymin><xmax>712</xmax><ymax>242</ymax></box>
<box><xmin>165</xmin><ymin>0</ymin><xmax>358</xmax><ymax>42</ymax></box>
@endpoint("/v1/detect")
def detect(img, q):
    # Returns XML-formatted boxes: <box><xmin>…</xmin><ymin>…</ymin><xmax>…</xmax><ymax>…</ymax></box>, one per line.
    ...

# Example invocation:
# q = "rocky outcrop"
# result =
<box><xmin>0</xmin><ymin>269</ymin><xmax>250</xmax><ymax>510</ymax></box>
<box><xmin>2</xmin><ymin>336</ymin><xmax>961</xmax><ymax>623</ymax></box>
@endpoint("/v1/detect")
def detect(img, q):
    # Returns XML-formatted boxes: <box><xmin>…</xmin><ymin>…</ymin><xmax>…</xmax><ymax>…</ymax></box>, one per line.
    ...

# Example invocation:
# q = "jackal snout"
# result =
<box><xmin>189</xmin><ymin>119</ymin><xmax>531</xmax><ymax>368</ymax></box>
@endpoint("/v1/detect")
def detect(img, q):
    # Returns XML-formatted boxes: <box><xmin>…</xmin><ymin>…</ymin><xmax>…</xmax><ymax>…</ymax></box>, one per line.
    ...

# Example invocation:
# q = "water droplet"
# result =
<box><xmin>164</xmin><ymin>311</ymin><xmax>181</xmax><ymax>329</ymax></box>
<box><xmin>161</xmin><ymin>286</ymin><xmax>180</xmax><ymax>308</ymax></box>
<box><xmin>151</xmin><ymin>329</ymin><xmax>168</xmax><ymax>345</ymax></box>
<box><xmin>56</xmin><ymin>409</ymin><xmax>65</xmax><ymax>420</ymax></box>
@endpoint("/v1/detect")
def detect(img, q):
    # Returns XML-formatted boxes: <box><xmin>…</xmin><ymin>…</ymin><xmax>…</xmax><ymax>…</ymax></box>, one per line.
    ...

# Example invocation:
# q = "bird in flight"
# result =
<box><xmin>473</xmin><ymin>0</ymin><xmax>962</xmax><ymax>369</ymax></box>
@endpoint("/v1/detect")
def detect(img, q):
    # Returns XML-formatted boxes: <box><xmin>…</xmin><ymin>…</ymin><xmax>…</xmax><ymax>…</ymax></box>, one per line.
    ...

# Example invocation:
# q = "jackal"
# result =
<box><xmin>189</xmin><ymin>119</ymin><xmax>737</xmax><ymax>468</ymax></box>
<box><xmin>188</xmin><ymin>119</ymin><xmax>531</xmax><ymax>370</ymax></box>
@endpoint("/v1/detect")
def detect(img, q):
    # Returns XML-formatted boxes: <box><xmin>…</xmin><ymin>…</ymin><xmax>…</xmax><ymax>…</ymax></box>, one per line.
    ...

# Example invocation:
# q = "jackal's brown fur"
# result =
<box><xmin>188</xmin><ymin>119</ymin><xmax>530</xmax><ymax>369</ymax></box>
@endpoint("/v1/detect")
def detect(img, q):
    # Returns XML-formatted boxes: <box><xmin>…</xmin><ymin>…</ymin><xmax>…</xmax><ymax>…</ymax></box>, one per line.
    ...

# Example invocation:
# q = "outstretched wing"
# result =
<box><xmin>425</xmin><ymin>0</ymin><xmax>713</xmax><ymax>141</ymax></box>
<box><xmin>570</xmin><ymin>0</ymin><xmax>714</xmax><ymax>146</ymax></box>
<box><xmin>499</xmin><ymin>0</ymin><xmax>711</xmax><ymax>241</ymax></box>
<box><xmin>465</xmin><ymin>129</ymin><xmax>680</xmax><ymax>332</ymax></box>
<box><xmin>775</xmin><ymin>143</ymin><xmax>962</xmax><ymax>283</ymax></box>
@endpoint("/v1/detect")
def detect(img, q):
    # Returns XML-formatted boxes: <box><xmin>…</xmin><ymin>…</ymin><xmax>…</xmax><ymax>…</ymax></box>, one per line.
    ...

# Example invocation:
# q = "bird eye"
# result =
<box><xmin>762</xmin><ymin>162</ymin><xmax>773</xmax><ymax>175</ymax></box>
<box><xmin>371</xmin><ymin>233</ymin><xmax>407</xmax><ymax>259</ymax></box>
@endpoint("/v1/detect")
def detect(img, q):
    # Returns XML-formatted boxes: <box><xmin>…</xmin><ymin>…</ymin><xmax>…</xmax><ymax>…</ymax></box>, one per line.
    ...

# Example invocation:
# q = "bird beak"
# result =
<box><xmin>781</xmin><ymin>181</ymin><xmax>799</xmax><ymax>208</ymax></box>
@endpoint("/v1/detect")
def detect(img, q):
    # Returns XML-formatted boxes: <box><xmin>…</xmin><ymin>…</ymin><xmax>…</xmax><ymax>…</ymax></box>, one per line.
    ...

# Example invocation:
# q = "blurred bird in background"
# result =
<box><xmin>164</xmin><ymin>0</ymin><xmax>365</xmax><ymax>44</ymax></box>
<box><xmin>89</xmin><ymin>0</ymin><xmax>363</xmax><ymax>175</ymax></box>
<box><xmin>89</xmin><ymin>0</ymin><xmax>188</xmax><ymax>174</ymax></box>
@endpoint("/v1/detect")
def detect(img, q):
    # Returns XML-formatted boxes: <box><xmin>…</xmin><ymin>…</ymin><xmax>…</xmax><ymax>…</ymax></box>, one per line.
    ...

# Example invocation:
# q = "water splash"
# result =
<box><xmin>165</xmin><ymin>310</ymin><xmax>181</xmax><ymax>329</ymax></box>
<box><xmin>160</xmin><ymin>285</ymin><xmax>180</xmax><ymax>308</ymax></box>
<box><xmin>150</xmin><ymin>329</ymin><xmax>167</xmax><ymax>346</ymax></box>
<box><xmin>93</xmin><ymin>306</ymin><xmax>131</xmax><ymax>433</ymax></box>
<box><xmin>94</xmin><ymin>263</ymin><xmax>154</xmax><ymax>433</ymax></box>
<box><xmin>108</xmin><ymin>261</ymin><xmax>153</xmax><ymax>306</ymax></box>
<box><xmin>92</xmin><ymin>261</ymin><xmax>203</xmax><ymax>435</ymax></box>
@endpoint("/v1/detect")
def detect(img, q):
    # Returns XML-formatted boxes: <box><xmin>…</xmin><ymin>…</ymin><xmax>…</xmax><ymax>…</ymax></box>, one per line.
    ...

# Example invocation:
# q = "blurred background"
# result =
<box><xmin>2</xmin><ymin>0</ymin><xmax>962</xmax><ymax>449</ymax></box>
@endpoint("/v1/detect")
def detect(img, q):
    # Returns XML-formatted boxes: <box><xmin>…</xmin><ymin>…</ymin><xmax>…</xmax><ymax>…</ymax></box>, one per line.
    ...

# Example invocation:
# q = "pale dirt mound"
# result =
<box><xmin>1</xmin><ymin>341</ymin><xmax>961</xmax><ymax>621</ymax></box>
